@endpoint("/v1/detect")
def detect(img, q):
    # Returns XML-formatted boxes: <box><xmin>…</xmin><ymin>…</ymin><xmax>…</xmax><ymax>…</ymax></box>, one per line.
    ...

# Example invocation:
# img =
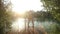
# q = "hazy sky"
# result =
<box><xmin>11</xmin><ymin>0</ymin><xmax>43</xmax><ymax>13</ymax></box>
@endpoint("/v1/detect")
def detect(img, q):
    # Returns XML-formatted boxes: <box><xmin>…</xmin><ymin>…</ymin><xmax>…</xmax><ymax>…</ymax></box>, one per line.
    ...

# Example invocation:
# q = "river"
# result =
<box><xmin>11</xmin><ymin>18</ymin><xmax>55</xmax><ymax>32</ymax></box>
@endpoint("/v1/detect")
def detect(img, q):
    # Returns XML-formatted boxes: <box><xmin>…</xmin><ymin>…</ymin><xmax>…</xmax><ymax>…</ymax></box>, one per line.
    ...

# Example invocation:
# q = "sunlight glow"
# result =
<box><xmin>11</xmin><ymin>0</ymin><xmax>43</xmax><ymax>14</ymax></box>
<box><xmin>11</xmin><ymin>18</ymin><xmax>25</xmax><ymax>31</ymax></box>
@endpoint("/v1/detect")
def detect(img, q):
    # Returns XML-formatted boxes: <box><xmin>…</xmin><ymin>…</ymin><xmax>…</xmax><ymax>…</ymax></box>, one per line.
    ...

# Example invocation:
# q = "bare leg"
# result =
<box><xmin>32</xmin><ymin>19</ymin><xmax>34</xmax><ymax>34</ymax></box>
<box><xmin>28</xmin><ymin>19</ymin><xmax>30</xmax><ymax>34</ymax></box>
<box><xmin>25</xmin><ymin>18</ymin><xmax>26</xmax><ymax>34</ymax></box>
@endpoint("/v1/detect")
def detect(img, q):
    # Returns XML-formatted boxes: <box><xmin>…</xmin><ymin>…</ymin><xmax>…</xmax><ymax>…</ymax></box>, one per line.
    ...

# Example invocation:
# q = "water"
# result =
<box><xmin>11</xmin><ymin>18</ymin><xmax>57</xmax><ymax>34</ymax></box>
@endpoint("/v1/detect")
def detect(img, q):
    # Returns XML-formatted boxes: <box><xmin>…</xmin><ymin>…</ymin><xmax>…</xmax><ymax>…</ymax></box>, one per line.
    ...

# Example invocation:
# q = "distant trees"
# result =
<box><xmin>35</xmin><ymin>11</ymin><xmax>52</xmax><ymax>22</ymax></box>
<box><xmin>24</xmin><ymin>10</ymin><xmax>53</xmax><ymax>22</ymax></box>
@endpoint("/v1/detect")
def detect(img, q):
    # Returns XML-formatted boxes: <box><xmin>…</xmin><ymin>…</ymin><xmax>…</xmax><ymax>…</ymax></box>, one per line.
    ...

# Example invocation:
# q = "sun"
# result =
<box><xmin>11</xmin><ymin>0</ymin><xmax>43</xmax><ymax>31</ymax></box>
<box><xmin>11</xmin><ymin>0</ymin><xmax>43</xmax><ymax>14</ymax></box>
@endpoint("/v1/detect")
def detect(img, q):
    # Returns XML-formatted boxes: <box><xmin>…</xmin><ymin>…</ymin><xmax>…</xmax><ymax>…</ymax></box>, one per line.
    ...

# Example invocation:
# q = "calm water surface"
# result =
<box><xmin>11</xmin><ymin>18</ymin><xmax>54</xmax><ymax>32</ymax></box>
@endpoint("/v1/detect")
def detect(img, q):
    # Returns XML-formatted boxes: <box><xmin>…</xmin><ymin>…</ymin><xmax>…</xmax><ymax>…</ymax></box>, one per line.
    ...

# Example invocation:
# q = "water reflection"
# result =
<box><xmin>10</xmin><ymin>18</ymin><xmax>56</xmax><ymax>34</ymax></box>
<box><xmin>11</xmin><ymin>18</ymin><xmax>25</xmax><ymax>32</ymax></box>
<box><xmin>11</xmin><ymin>18</ymin><xmax>49</xmax><ymax>30</ymax></box>
<box><xmin>11</xmin><ymin>18</ymin><xmax>42</xmax><ymax>32</ymax></box>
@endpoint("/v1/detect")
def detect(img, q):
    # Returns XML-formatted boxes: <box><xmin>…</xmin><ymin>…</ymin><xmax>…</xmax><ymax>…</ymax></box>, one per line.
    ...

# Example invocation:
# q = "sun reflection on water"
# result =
<box><xmin>11</xmin><ymin>18</ymin><xmax>25</xmax><ymax>32</ymax></box>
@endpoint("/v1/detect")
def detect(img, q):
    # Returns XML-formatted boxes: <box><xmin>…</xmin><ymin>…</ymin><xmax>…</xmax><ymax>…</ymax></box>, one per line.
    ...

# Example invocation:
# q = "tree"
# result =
<box><xmin>41</xmin><ymin>0</ymin><xmax>60</xmax><ymax>34</ymax></box>
<box><xmin>0</xmin><ymin>0</ymin><xmax>13</xmax><ymax>34</ymax></box>
<box><xmin>41</xmin><ymin>0</ymin><xmax>60</xmax><ymax>23</ymax></box>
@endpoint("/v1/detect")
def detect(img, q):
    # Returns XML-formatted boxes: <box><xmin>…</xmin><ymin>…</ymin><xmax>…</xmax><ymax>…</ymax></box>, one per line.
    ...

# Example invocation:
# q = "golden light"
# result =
<box><xmin>11</xmin><ymin>18</ymin><xmax>25</xmax><ymax>31</ymax></box>
<box><xmin>11</xmin><ymin>0</ymin><xmax>43</xmax><ymax>14</ymax></box>
<box><xmin>11</xmin><ymin>0</ymin><xmax>43</xmax><ymax>31</ymax></box>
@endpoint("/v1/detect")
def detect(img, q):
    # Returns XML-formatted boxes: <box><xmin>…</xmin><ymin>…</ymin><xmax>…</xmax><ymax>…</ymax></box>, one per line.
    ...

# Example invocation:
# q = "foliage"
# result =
<box><xmin>41</xmin><ymin>0</ymin><xmax>60</xmax><ymax>23</ymax></box>
<box><xmin>0</xmin><ymin>0</ymin><xmax>13</xmax><ymax>34</ymax></box>
<box><xmin>41</xmin><ymin>0</ymin><xmax>60</xmax><ymax>34</ymax></box>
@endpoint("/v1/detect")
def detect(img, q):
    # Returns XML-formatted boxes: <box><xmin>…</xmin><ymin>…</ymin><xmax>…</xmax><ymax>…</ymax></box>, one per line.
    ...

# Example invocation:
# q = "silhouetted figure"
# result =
<box><xmin>28</xmin><ymin>11</ymin><xmax>34</xmax><ymax>34</ymax></box>
<box><xmin>25</xmin><ymin>10</ymin><xmax>34</xmax><ymax>34</ymax></box>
